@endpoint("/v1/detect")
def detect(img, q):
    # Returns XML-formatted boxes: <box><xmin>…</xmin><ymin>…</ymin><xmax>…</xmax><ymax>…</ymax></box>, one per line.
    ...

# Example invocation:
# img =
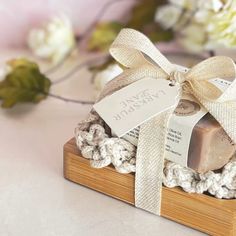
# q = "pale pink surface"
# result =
<box><xmin>0</xmin><ymin>0</ymin><xmax>134</xmax><ymax>48</ymax></box>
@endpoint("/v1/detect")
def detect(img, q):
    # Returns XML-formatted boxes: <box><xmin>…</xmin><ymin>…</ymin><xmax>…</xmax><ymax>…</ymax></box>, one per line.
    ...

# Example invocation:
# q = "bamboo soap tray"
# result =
<box><xmin>64</xmin><ymin>138</ymin><xmax>236</xmax><ymax>236</ymax></box>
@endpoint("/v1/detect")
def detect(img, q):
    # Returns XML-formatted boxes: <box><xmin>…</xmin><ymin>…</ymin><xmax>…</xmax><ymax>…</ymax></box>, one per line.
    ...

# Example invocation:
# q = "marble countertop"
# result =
<box><xmin>0</xmin><ymin>50</ymin><xmax>205</xmax><ymax>236</ymax></box>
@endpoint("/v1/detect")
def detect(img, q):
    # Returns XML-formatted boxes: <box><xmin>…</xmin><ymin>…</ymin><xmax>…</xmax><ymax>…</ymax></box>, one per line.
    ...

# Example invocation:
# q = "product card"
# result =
<box><xmin>93</xmin><ymin>78</ymin><xmax>180</xmax><ymax>137</ymax></box>
<box><xmin>210</xmin><ymin>78</ymin><xmax>231</xmax><ymax>91</ymax></box>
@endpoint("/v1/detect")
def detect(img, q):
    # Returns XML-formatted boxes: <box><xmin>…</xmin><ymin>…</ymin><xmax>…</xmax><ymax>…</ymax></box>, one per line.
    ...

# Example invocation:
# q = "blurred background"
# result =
<box><xmin>1</xmin><ymin>1</ymin><xmax>235</xmax><ymax>235</ymax></box>
<box><xmin>1</xmin><ymin>0</ymin><xmax>236</xmax><ymax>104</ymax></box>
<box><xmin>0</xmin><ymin>0</ymin><xmax>134</xmax><ymax>48</ymax></box>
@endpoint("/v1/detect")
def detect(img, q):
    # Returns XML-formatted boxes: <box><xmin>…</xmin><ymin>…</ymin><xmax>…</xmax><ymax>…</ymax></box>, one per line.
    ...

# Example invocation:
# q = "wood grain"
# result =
<box><xmin>64</xmin><ymin>138</ymin><xmax>236</xmax><ymax>236</ymax></box>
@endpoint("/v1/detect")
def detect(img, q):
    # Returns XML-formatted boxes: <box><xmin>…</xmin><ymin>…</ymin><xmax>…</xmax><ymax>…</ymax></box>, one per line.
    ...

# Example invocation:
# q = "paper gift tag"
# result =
<box><xmin>93</xmin><ymin>78</ymin><xmax>180</xmax><ymax>137</ymax></box>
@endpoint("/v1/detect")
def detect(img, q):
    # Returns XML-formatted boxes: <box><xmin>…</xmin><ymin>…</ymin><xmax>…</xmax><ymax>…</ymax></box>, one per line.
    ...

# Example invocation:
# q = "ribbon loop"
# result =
<box><xmin>110</xmin><ymin>28</ymin><xmax>176</xmax><ymax>74</ymax></box>
<box><xmin>185</xmin><ymin>56</ymin><xmax>236</xmax><ymax>81</ymax></box>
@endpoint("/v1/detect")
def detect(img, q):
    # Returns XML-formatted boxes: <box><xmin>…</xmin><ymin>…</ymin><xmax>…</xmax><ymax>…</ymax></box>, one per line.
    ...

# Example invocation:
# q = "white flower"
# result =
<box><xmin>0</xmin><ymin>65</ymin><xmax>12</xmax><ymax>82</ymax></box>
<box><xmin>169</xmin><ymin>0</ymin><xmax>197</xmax><ymax>10</ymax></box>
<box><xmin>197</xmin><ymin>0</ymin><xmax>224</xmax><ymax>12</ymax></box>
<box><xmin>194</xmin><ymin>9</ymin><xmax>213</xmax><ymax>24</ymax></box>
<box><xmin>194</xmin><ymin>0</ymin><xmax>230</xmax><ymax>24</ymax></box>
<box><xmin>206</xmin><ymin>2</ymin><xmax>236</xmax><ymax>49</ymax></box>
<box><xmin>28</xmin><ymin>15</ymin><xmax>76</xmax><ymax>64</ymax></box>
<box><xmin>155</xmin><ymin>0</ymin><xmax>197</xmax><ymax>31</ymax></box>
<box><xmin>94</xmin><ymin>64</ymin><xmax>123</xmax><ymax>93</ymax></box>
<box><xmin>155</xmin><ymin>5</ymin><xmax>182</xmax><ymax>29</ymax></box>
<box><xmin>156</xmin><ymin>0</ymin><xmax>236</xmax><ymax>52</ymax></box>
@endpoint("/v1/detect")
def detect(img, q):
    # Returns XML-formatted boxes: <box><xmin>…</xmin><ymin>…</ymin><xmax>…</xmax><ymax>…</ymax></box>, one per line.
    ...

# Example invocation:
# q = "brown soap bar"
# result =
<box><xmin>188</xmin><ymin>113</ymin><xmax>236</xmax><ymax>173</ymax></box>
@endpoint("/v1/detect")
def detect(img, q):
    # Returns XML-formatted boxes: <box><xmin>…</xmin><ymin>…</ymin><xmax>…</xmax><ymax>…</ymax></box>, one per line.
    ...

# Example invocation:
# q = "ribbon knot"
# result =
<box><xmin>169</xmin><ymin>71</ymin><xmax>186</xmax><ymax>85</ymax></box>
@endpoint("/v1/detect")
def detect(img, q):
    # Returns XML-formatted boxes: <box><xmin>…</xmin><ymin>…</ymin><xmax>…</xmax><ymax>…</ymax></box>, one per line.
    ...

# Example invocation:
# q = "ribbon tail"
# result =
<box><xmin>135</xmin><ymin>107</ymin><xmax>175</xmax><ymax>215</ymax></box>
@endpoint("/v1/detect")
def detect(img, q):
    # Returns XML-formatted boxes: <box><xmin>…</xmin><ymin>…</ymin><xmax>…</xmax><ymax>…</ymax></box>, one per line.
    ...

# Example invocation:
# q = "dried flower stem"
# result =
<box><xmin>51</xmin><ymin>54</ymin><xmax>109</xmax><ymax>84</ymax></box>
<box><xmin>47</xmin><ymin>93</ymin><xmax>94</xmax><ymax>105</ymax></box>
<box><xmin>80</xmin><ymin>0</ymin><xmax>136</xmax><ymax>40</ymax></box>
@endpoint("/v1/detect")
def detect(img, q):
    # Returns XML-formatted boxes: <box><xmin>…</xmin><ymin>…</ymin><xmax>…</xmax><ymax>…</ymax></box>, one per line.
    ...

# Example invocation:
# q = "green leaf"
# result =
<box><xmin>148</xmin><ymin>30</ymin><xmax>173</xmax><ymax>42</ymax></box>
<box><xmin>127</xmin><ymin>0</ymin><xmax>160</xmax><ymax>30</ymax></box>
<box><xmin>127</xmin><ymin>0</ymin><xmax>173</xmax><ymax>43</ymax></box>
<box><xmin>88</xmin><ymin>22</ymin><xmax>124</xmax><ymax>51</ymax></box>
<box><xmin>0</xmin><ymin>58</ymin><xmax>51</xmax><ymax>108</ymax></box>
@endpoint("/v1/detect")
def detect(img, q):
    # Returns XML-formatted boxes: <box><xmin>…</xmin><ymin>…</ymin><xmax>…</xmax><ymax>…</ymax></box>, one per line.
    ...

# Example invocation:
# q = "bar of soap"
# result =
<box><xmin>188</xmin><ymin>113</ymin><xmax>236</xmax><ymax>173</ymax></box>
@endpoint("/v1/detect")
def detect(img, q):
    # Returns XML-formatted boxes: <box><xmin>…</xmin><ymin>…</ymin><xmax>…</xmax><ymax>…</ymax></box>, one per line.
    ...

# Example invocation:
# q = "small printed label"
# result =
<box><xmin>210</xmin><ymin>78</ymin><xmax>231</xmax><ymax>92</ymax></box>
<box><xmin>174</xmin><ymin>99</ymin><xmax>201</xmax><ymax>116</ymax></box>
<box><xmin>164</xmin><ymin>93</ymin><xmax>207</xmax><ymax>166</ymax></box>
<box><xmin>93</xmin><ymin>78</ymin><xmax>180</xmax><ymax>137</ymax></box>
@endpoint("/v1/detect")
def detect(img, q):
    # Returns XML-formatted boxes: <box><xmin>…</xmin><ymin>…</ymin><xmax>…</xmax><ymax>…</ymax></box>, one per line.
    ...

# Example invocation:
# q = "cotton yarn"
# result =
<box><xmin>75</xmin><ymin>115</ymin><xmax>236</xmax><ymax>199</ymax></box>
<box><xmin>75</xmin><ymin>114</ymin><xmax>136</xmax><ymax>174</ymax></box>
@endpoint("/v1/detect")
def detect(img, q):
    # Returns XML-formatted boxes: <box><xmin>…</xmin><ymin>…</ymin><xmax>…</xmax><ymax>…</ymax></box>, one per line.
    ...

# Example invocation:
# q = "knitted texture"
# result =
<box><xmin>75</xmin><ymin>113</ymin><xmax>136</xmax><ymax>173</ymax></box>
<box><xmin>75</xmin><ymin>118</ymin><xmax>236</xmax><ymax>199</ymax></box>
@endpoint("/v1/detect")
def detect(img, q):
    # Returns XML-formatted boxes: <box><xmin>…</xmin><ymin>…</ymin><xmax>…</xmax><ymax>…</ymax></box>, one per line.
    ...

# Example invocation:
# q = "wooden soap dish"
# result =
<box><xmin>64</xmin><ymin>138</ymin><xmax>236</xmax><ymax>236</ymax></box>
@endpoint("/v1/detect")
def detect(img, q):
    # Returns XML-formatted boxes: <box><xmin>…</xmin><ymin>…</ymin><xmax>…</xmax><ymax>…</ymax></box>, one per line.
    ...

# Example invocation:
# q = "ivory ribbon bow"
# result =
<box><xmin>98</xmin><ymin>28</ymin><xmax>236</xmax><ymax>215</ymax></box>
